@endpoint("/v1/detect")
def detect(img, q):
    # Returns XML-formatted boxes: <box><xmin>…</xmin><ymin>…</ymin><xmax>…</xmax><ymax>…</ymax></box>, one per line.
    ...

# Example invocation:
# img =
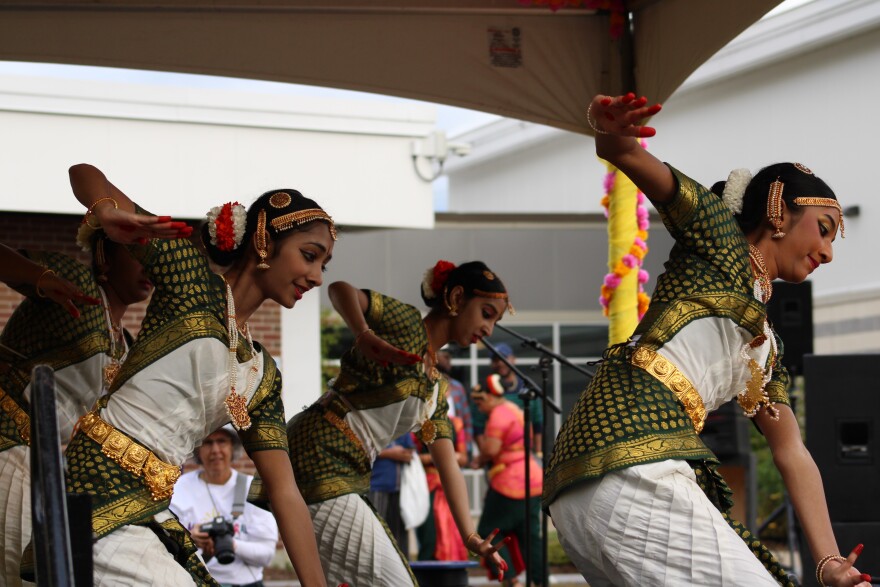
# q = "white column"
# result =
<box><xmin>279</xmin><ymin>289</ymin><xmax>323</xmax><ymax>421</ymax></box>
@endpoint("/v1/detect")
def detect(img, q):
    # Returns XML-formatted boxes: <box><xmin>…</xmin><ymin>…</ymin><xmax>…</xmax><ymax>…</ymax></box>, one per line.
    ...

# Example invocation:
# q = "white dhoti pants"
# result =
<box><xmin>549</xmin><ymin>459</ymin><xmax>779</xmax><ymax>587</ymax></box>
<box><xmin>92</xmin><ymin>512</ymin><xmax>196</xmax><ymax>587</ymax></box>
<box><xmin>309</xmin><ymin>493</ymin><xmax>414</xmax><ymax>587</ymax></box>
<box><xmin>0</xmin><ymin>445</ymin><xmax>33</xmax><ymax>587</ymax></box>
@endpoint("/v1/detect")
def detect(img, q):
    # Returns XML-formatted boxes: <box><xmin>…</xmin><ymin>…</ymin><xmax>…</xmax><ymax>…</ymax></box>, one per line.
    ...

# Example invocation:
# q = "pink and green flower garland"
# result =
<box><xmin>599</xmin><ymin>139</ymin><xmax>650</xmax><ymax>320</ymax></box>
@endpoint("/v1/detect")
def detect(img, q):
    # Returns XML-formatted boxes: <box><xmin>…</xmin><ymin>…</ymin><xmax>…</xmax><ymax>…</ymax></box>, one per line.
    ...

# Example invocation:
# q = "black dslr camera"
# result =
<box><xmin>201</xmin><ymin>516</ymin><xmax>236</xmax><ymax>564</ymax></box>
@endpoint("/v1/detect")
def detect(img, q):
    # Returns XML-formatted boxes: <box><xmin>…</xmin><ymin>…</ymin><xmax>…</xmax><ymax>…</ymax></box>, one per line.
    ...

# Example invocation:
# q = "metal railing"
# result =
<box><xmin>29</xmin><ymin>364</ymin><xmax>92</xmax><ymax>586</ymax></box>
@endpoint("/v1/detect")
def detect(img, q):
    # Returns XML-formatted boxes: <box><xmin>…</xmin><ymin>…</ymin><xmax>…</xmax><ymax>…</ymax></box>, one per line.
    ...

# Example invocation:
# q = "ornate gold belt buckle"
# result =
<box><xmin>143</xmin><ymin>453</ymin><xmax>180</xmax><ymax>501</ymax></box>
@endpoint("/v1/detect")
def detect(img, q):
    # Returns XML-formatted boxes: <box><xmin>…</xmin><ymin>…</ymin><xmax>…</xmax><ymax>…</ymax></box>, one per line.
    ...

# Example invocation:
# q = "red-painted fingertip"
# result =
<box><xmin>501</xmin><ymin>561</ymin><xmax>509</xmax><ymax>571</ymax></box>
<box><xmin>170</xmin><ymin>221</ymin><xmax>188</xmax><ymax>229</ymax></box>
<box><xmin>622</xmin><ymin>92</ymin><xmax>635</xmax><ymax>102</ymax></box>
<box><xmin>861</xmin><ymin>573</ymin><xmax>871</xmax><ymax>582</ymax></box>
<box><xmin>634</xmin><ymin>96</ymin><xmax>647</xmax><ymax>107</ymax></box>
<box><xmin>647</xmin><ymin>103</ymin><xmax>663</xmax><ymax>115</ymax></box>
<box><xmin>504</xmin><ymin>535</ymin><xmax>514</xmax><ymax>543</ymax></box>
<box><xmin>638</xmin><ymin>127</ymin><xmax>657</xmax><ymax>138</ymax></box>
<box><xmin>68</xmin><ymin>306</ymin><xmax>80</xmax><ymax>319</ymax></box>
<box><xmin>600</xmin><ymin>97</ymin><xmax>612</xmax><ymax>106</ymax></box>
<box><xmin>137</xmin><ymin>237</ymin><xmax>148</xmax><ymax>245</ymax></box>
<box><xmin>855</xmin><ymin>543</ymin><xmax>865</xmax><ymax>556</ymax></box>
<box><xmin>157</xmin><ymin>216</ymin><xmax>172</xmax><ymax>222</ymax></box>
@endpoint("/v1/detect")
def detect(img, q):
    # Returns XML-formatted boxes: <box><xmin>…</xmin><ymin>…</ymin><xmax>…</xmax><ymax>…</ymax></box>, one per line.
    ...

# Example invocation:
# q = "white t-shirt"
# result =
<box><xmin>170</xmin><ymin>469</ymin><xmax>278</xmax><ymax>584</ymax></box>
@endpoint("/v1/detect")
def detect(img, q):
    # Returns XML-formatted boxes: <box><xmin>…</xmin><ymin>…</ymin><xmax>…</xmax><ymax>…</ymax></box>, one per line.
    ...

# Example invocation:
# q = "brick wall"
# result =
<box><xmin>0</xmin><ymin>211</ymin><xmax>284</xmax><ymax>473</ymax></box>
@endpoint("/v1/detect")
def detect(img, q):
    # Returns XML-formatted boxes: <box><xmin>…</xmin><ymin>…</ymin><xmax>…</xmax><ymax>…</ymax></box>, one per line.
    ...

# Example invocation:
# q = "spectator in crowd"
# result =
<box><xmin>368</xmin><ymin>433</ymin><xmax>417</xmax><ymax>553</ymax></box>
<box><xmin>171</xmin><ymin>426</ymin><xmax>279</xmax><ymax>587</ymax></box>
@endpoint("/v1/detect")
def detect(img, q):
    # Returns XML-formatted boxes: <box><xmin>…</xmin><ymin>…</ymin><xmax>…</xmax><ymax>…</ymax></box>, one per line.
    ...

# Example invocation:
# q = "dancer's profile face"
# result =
<box><xmin>448</xmin><ymin>293</ymin><xmax>506</xmax><ymax>347</ymax></box>
<box><xmin>104</xmin><ymin>245</ymin><xmax>153</xmax><ymax>305</ymax></box>
<box><xmin>257</xmin><ymin>222</ymin><xmax>334</xmax><ymax>309</ymax></box>
<box><xmin>772</xmin><ymin>204</ymin><xmax>838</xmax><ymax>283</ymax></box>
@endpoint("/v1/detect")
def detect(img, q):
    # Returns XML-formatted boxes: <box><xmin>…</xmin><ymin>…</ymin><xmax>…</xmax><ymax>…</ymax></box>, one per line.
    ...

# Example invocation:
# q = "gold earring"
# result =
<box><xmin>256</xmin><ymin>209</ymin><xmax>270</xmax><ymax>270</ymax></box>
<box><xmin>767</xmin><ymin>179</ymin><xmax>786</xmax><ymax>239</ymax></box>
<box><xmin>444</xmin><ymin>296</ymin><xmax>458</xmax><ymax>317</ymax></box>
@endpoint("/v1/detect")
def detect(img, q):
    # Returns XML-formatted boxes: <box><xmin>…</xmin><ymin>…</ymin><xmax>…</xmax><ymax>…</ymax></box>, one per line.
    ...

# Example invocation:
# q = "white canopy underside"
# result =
<box><xmin>0</xmin><ymin>0</ymin><xmax>782</xmax><ymax>134</ymax></box>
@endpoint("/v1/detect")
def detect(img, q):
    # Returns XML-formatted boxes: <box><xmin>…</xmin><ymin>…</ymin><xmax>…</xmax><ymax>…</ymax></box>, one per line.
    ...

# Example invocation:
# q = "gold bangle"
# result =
<box><xmin>355</xmin><ymin>327</ymin><xmax>374</xmax><ymax>347</ymax></box>
<box><xmin>465</xmin><ymin>531</ymin><xmax>480</xmax><ymax>553</ymax></box>
<box><xmin>815</xmin><ymin>553</ymin><xmax>846</xmax><ymax>586</ymax></box>
<box><xmin>84</xmin><ymin>197</ymin><xmax>118</xmax><ymax>229</ymax></box>
<box><xmin>35</xmin><ymin>269</ymin><xmax>55</xmax><ymax>298</ymax></box>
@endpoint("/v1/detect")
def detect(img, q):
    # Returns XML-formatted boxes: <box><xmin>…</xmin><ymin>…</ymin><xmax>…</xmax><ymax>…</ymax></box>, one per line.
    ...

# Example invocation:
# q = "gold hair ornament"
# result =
<box><xmin>767</xmin><ymin>179</ymin><xmax>786</xmax><ymax>239</ymax></box>
<box><xmin>793</xmin><ymin>162</ymin><xmax>813</xmax><ymax>175</ymax></box>
<box><xmin>793</xmin><ymin>197</ymin><xmax>845</xmax><ymax>238</ymax></box>
<box><xmin>473</xmin><ymin>289</ymin><xmax>516</xmax><ymax>315</ymax></box>
<box><xmin>256</xmin><ymin>209</ymin><xmax>270</xmax><ymax>270</ymax></box>
<box><xmin>269</xmin><ymin>191</ymin><xmax>292</xmax><ymax>209</ymax></box>
<box><xmin>270</xmin><ymin>209</ymin><xmax>338</xmax><ymax>240</ymax></box>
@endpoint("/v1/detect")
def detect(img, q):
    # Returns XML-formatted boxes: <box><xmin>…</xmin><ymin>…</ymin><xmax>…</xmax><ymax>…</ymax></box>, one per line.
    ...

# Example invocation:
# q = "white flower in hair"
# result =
<box><xmin>722</xmin><ymin>168</ymin><xmax>752</xmax><ymax>214</ymax></box>
<box><xmin>76</xmin><ymin>222</ymin><xmax>96</xmax><ymax>251</ymax></box>
<box><xmin>205</xmin><ymin>202</ymin><xmax>247</xmax><ymax>251</ymax></box>
<box><xmin>421</xmin><ymin>266</ymin><xmax>438</xmax><ymax>301</ymax></box>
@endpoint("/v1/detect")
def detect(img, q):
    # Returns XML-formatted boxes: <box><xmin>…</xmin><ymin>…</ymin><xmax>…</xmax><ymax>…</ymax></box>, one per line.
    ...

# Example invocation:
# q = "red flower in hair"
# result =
<box><xmin>431</xmin><ymin>260</ymin><xmax>456</xmax><ymax>294</ymax></box>
<box><xmin>215</xmin><ymin>202</ymin><xmax>240</xmax><ymax>252</ymax></box>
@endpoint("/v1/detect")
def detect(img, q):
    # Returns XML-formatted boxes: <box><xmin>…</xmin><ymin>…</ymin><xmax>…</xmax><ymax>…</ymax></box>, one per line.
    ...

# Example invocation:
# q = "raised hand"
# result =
<box><xmin>587</xmin><ymin>92</ymin><xmax>662</xmax><ymax>138</ymax></box>
<box><xmin>93</xmin><ymin>205</ymin><xmax>192</xmax><ymax>245</ymax></box>
<box><xmin>354</xmin><ymin>329</ymin><xmax>421</xmax><ymax>367</ymax></box>
<box><xmin>36</xmin><ymin>271</ymin><xmax>100</xmax><ymax>318</ymax></box>
<box><xmin>820</xmin><ymin>544</ymin><xmax>873</xmax><ymax>587</ymax></box>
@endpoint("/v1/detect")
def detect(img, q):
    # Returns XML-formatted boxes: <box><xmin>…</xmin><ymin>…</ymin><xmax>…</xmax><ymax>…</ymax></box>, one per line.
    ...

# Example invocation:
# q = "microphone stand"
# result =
<box><xmin>494</xmin><ymin>324</ymin><xmax>595</xmax><ymax>587</ymax></box>
<box><xmin>481</xmin><ymin>337</ymin><xmax>561</xmax><ymax>587</ymax></box>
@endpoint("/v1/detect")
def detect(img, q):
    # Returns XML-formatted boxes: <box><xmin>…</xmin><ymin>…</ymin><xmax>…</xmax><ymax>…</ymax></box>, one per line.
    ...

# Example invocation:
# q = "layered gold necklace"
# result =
<box><xmin>224</xmin><ymin>282</ymin><xmax>258</xmax><ymax>430</ymax></box>
<box><xmin>736</xmin><ymin>245</ymin><xmax>780</xmax><ymax>421</ymax></box>
<box><xmin>98</xmin><ymin>286</ymin><xmax>127</xmax><ymax>388</ymax></box>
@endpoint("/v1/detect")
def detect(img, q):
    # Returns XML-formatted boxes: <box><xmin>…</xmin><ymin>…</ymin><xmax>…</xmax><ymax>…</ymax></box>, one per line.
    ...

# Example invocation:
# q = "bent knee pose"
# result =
<box><xmin>261</xmin><ymin>261</ymin><xmax>512</xmax><ymax>587</ymax></box>
<box><xmin>62</xmin><ymin>164</ymin><xmax>329</xmax><ymax>586</ymax></box>
<box><xmin>544</xmin><ymin>94</ymin><xmax>870</xmax><ymax>587</ymax></box>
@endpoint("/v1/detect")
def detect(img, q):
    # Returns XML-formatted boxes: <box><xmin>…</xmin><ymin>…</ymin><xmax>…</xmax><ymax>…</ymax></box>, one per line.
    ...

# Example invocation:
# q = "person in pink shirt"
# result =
<box><xmin>472</xmin><ymin>375</ymin><xmax>543</xmax><ymax>587</ymax></box>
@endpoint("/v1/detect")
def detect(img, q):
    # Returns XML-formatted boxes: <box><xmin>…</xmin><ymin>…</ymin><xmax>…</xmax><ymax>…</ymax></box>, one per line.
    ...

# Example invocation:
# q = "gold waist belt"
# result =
<box><xmin>0</xmin><ymin>386</ymin><xmax>30</xmax><ymax>444</ymax></box>
<box><xmin>629</xmin><ymin>347</ymin><xmax>706</xmax><ymax>434</ymax></box>
<box><xmin>78</xmin><ymin>411</ymin><xmax>180</xmax><ymax>501</ymax></box>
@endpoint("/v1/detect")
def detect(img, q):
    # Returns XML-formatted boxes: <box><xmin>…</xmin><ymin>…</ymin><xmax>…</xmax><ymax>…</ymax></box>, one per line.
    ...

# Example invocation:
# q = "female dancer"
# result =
<box><xmin>472</xmin><ymin>376</ymin><xmax>543</xmax><ymax>587</ymax></box>
<box><xmin>63</xmin><ymin>164</ymin><xmax>329</xmax><ymax>586</ymax></box>
<box><xmin>0</xmin><ymin>231</ymin><xmax>151</xmax><ymax>587</ymax></box>
<box><xmin>543</xmin><ymin>94</ymin><xmax>870</xmax><ymax>587</ymax></box>
<box><xmin>268</xmin><ymin>261</ymin><xmax>512</xmax><ymax>586</ymax></box>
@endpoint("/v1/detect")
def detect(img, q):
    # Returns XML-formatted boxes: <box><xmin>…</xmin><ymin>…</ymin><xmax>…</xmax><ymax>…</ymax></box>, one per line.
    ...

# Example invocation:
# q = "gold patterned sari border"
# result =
<box><xmin>0</xmin><ymin>385</ymin><xmax>30</xmax><ymax>444</ymax></box>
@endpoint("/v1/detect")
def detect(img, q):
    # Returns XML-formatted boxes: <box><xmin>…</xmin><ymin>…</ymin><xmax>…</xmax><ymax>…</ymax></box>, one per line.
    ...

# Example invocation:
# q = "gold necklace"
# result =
<box><xmin>424</xmin><ymin>340</ymin><xmax>440</xmax><ymax>383</ymax></box>
<box><xmin>748</xmin><ymin>244</ymin><xmax>773</xmax><ymax>303</ymax></box>
<box><xmin>225</xmin><ymin>283</ymin><xmax>258</xmax><ymax>431</ymax></box>
<box><xmin>98</xmin><ymin>286</ymin><xmax>127</xmax><ymax>387</ymax></box>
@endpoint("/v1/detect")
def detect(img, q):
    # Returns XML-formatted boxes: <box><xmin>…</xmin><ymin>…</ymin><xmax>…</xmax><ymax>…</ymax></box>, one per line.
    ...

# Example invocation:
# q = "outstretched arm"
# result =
<box><xmin>588</xmin><ymin>93</ymin><xmax>676</xmax><ymax>204</ymax></box>
<box><xmin>249</xmin><ymin>449</ymin><xmax>327</xmax><ymax>587</ymax></box>
<box><xmin>757</xmin><ymin>405</ymin><xmax>871</xmax><ymax>587</ymax></box>
<box><xmin>0</xmin><ymin>244</ymin><xmax>98</xmax><ymax>316</ymax></box>
<box><xmin>68</xmin><ymin>163</ymin><xmax>190</xmax><ymax>243</ymax></box>
<box><xmin>428</xmin><ymin>438</ymin><xmax>508</xmax><ymax>577</ymax></box>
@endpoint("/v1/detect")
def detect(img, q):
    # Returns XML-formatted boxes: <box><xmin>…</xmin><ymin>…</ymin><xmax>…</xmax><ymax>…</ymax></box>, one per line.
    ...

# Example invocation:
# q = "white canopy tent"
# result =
<box><xmin>0</xmin><ymin>0</ymin><xmax>781</xmax><ymax>135</ymax></box>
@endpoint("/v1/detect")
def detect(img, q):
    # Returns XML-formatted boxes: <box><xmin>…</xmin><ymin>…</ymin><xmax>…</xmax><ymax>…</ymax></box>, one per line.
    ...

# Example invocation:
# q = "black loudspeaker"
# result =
<box><xmin>701</xmin><ymin>400</ymin><xmax>750</xmax><ymax>459</ymax></box>
<box><xmin>802</xmin><ymin>355</ymin><xmax>880</xmax><ymax>578</ymax></box>
<box><xmin>766</xmin><ymin>281</ymin><xmax>813</xmax><ymax>376</ymax></box>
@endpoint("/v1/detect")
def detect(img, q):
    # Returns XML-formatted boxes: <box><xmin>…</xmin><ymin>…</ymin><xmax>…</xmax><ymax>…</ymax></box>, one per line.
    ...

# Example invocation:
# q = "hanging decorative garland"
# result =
<box><xmin>599</xmin><ymin>139</ymin><xmax>651</xmax><ymax>320</ymax></box>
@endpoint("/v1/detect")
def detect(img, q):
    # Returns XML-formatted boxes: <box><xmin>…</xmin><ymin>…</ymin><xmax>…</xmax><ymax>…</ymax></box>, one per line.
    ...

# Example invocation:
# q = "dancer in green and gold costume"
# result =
<box><xmin>544</xmin><ymin>94</ymin><xmax>871</xmax><ymax>587</ymax></box>
<box><xmin>270</xmin><ymin>261</ymin><xmax>512</xmax><ymax>586</ymax></box>
<box><xmin>60</xmin><ymin>164</ymin><xmax>330</xmax><ymax>586</ymax></box>
<box><xmin>0</xmin><ymin>230</ymin><xmax>151</xmax><ymax>587</ymax></box>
